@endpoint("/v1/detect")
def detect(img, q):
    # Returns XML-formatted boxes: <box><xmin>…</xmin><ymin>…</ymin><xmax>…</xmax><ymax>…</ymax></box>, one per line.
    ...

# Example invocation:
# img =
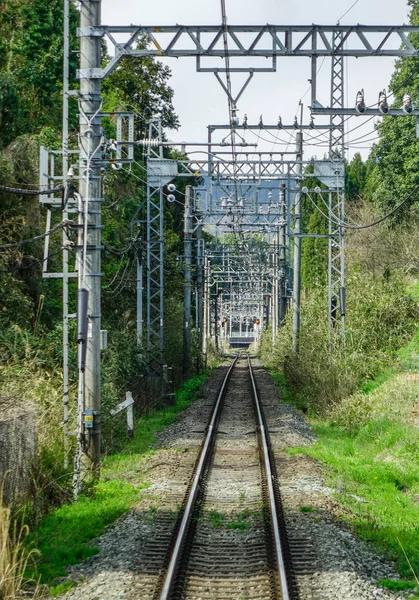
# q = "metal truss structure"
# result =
<box><xmin>49</xmin><ymin>6</ymin><xmax>419</xmax><ymax>477</ymax></box>
<box><xmin>145</xmin><ymin>121</ymin><xmax>178</xmax><ymax>377</ymax></box>
<box><xmin>328</xmin><ymin>33</ymin><xmax>346</xmax><ymax>342</ymax></box>
<box><xmin>90</xmin><ymin>24</ymin><xmax>419</xmax><ymax>78</ymax></box>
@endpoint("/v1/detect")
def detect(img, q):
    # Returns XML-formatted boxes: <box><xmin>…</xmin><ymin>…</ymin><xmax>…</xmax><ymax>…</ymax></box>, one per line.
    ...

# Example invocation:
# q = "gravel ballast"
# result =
<box><xmin>58</xmin><ymin>360</ymin><xmax>410</xmax><ymax>600</ymax></box>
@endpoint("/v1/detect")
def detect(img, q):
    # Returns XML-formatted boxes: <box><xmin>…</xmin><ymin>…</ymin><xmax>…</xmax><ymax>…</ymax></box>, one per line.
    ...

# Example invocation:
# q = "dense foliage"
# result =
<box><xmin>0</xmin><ymin>0</ymin><xmax>192</xmax><ymax>508</ymax></box>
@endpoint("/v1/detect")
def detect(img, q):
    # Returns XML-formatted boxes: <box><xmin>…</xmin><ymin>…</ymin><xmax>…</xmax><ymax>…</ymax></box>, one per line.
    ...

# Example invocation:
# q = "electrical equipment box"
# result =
<box><xmin>84</xmin><ymin>409</ymin><xmax>94</xmax><ymax>429</ymax></box>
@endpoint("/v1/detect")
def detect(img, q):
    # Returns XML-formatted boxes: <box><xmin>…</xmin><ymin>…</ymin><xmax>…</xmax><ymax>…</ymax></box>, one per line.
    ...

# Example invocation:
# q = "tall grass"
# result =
<box><xmin>0</xmin><ymin>478</ymin><xmax>40</xmax><ymax>599</ymax></box>
<box><xmin>260</xmin><ymin>270</ymin><xmax>419</xmax><ymax>414</ymax></box>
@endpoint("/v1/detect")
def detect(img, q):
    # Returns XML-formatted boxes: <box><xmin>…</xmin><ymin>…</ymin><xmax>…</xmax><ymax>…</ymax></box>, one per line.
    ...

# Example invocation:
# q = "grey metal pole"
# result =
<box><xmin>292</xmin><ymin>131</ymin><xmax>303</xmax><ymax>353</ymax></box>
<box><xmin>78</xmin><ymin>0</ymin><xmax>102</xmax><ymax>476</ymax></box>
<box><xmin>183</xmin><ymin>185</ymin><xmax>193</xmax><ymax>376</ymax></box>
<box><xmin>196</xmin><ymin>225</ymin><xmax>203</xmax><ymax>370</ymax></box>
<box><xmin>137</xmin><ymin>258</ymin><xmax>143</xmax><ymax>354</ymax></box>
<box><xmin>202</xmin><ymin>255</ymin><xmax>208</xmax><ymax>360</ymax></box>
<box><xmin>279</xmin><ymin>183</ymin><xmax>287</xmax><ymax>323</ymax></box>
<box><xmin>62</xmin><ymin>0</ymin><xmax>70</xmax><ymax>469</ymax></box>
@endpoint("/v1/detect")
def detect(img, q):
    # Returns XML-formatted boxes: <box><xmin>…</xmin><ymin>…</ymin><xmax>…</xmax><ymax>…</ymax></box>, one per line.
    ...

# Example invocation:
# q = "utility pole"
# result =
<box><xmin>292</xmin><ymin>130</ymin><xmax>303</xmax><ymax>353</ymax></box>
<box><xmin>196</xmin><ymin>224</ymin><xmax>204</xmax><ymax>371</ymax></box>
<box><xmin>136</xmin><ymin>258</ymin><xmax>143</xmax><ymax>352</ymax></box>
<box><xmin>77</xmin><ymin>0</ymin><xmax>102</xmax><ymax>478</ymax></box>
<box><xmin>202</xmin><ymin>255</ymin><xmax>208</xmax><ymax>363</ymax></box>
<box><xmin>279</xmin><ymin>183</ymin><xmax>287</xmax><ymax>323</ymax></box>
<box><xmin>183</xmin><ymin>185</ymin><xmax>193</xmax><ymax>376</ymax></box>
<box><xmin>62</xmin><ymin>0</ymin><xmax>70</xmax><ymax>469</ymax></box>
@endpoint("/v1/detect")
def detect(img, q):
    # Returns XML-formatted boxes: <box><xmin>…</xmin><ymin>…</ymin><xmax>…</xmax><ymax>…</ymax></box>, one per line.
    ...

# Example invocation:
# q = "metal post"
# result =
<box><xmin>329</xmin><ymin>31</ymin><xmax>346</xmax><ymax>347</ymax></box>
<box><xmin>292</xmin><ymin>131</ymin><xmax>303</xmax><ymax>353</ymax></box>
<box><xmin>196</xmin><ymin>225</ymin><xmax>203</xmax><ymax>369</ymax></box>
<box><xmin>202</xmin><ymin>255</ymin><xmax>208</xmax><ymax>360</ymax></box>
<box><xmin>62</xmin><ymin>0</ymin><xmax>70</xmax><ymax>469</ymax></box>
<box><xmin>183</xmin><ymin>185</ymin><xmax>193</xmax><ymax>376</ymax></box>
<box><xmin>136</xmin><ymin>258</ymin><xmax>143</xmax><ymax>352</ymax></box>
<box><xmin>78</xmin><ymin>0</ymin><xmax>102</xmax><ymax>477</ymax></box>
<box><xmin>214</xmin><ymin>287</ymin><xmax>219</xmax><ymax>352</ymax></box>
<box><xmin>279</xmin><ymin>183</ymin><xmax>287</xmax><ymax>323</ymax></box>
<box><xmin>146</xmin><ymin>120</ymin><xmax>165</xmax><ymax>377</ymax></box>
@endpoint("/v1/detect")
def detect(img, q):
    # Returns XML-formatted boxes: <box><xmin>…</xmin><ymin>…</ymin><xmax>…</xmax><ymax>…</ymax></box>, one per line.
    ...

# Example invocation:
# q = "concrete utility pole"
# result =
<box><xmin>78</xmin><ymin>0</ymin><xmax>102</xmax><ymax>476</ymax></box>
<box><xmin>62</xmin><ymin>0</ymin><xmax>70</xmax><ymax>469</ymax></box>
<box><xmin>183</xmin><ymin>185</ymin><xmax>193</xmax><ymax>376</ymax></box>
<box><xmin>292</xmin><ymin>130</ymin><xmax>303</xmax><ymax>353</ymax></box>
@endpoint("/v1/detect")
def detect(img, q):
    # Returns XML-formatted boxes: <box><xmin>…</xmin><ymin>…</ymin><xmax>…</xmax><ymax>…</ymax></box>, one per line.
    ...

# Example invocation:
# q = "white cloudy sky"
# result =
<box><xmin>101</xmin><ymin>0</ymin><xmax>410</xmax><ymax>161</ymax></box>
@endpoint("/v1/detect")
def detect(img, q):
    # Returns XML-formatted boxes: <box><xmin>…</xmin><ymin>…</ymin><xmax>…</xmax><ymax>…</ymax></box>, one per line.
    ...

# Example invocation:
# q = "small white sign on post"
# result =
<box><xmin>110</xmin><ymin>391</ymin><xmax>135</xmax><ymax>436</ymax></box>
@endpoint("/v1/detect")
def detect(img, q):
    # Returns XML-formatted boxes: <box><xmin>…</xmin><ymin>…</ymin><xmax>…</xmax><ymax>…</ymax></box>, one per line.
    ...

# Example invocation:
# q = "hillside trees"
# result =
<box><xmin>0</xmin><ymin>0</ymin><xmax>189</xmax><ymax>471</ymax></box>
<box><xmin>365</xmin><ymin>0</ymin><xmax>419</xmax><ymax>215</ymax></box>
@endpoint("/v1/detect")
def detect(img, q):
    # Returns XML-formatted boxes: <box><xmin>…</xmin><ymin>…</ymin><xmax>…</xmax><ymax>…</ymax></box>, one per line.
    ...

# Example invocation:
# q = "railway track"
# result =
<box><xmin>155</xmin><ymin>355</ymin><xmax>298</xmax><ymax>600</ymax></box>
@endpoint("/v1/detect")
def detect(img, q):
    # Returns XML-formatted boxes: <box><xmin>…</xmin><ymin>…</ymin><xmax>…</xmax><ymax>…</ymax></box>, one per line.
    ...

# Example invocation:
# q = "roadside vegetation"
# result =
<box><xmin>261</xmin><ymin>169</ymin><xmax>419</xmax><ymax>594</ymax></box>
<box><xmin>17</xmin><ymin>370</ymin><xmax>208</xmax><ymax>595</ymax></box>
<box><xmin>260</xmin><ymin>2</ymin><xmax>419</xmax><ymax>581</ymax></box>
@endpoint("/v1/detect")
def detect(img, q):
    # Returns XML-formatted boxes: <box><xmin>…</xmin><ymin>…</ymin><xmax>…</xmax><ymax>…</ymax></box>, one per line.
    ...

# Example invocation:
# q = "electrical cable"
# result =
<box><xmin>338</xmin><ymin>0</ymin><xmax>360</xmax><ymax>22</ymax></box>
<box><xmin>0</xmin><ymin>222</ymin><xmax>69</xmax><ymax>250</ymax></box>
<box><xmin>306</xmin><ymin>183</ymin><xmax>419</xmax><ymax>230</ymax></box>
<box><xmin>0</xmin><ymin>249</ymin><xmax>64</xmax><ymax>272</ymax></box>
<box><xmin>0</xmin><ymin>183</ymin><xmax>65</xmax><ymax>196</ymax></box>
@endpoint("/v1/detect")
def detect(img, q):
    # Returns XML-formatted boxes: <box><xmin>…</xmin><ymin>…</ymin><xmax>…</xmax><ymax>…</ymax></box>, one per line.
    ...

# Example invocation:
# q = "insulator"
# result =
<box><xmin>402</xmin><ymin>92</ymin><xmax>413</xmax><ymax>114</ymax></box>
<box><xmin>277</xmin><ymin>116</ymin><xmax>283</xmax><ymax>129</ymax></box>
<box><xmin>310</xmin><ymin>117</ymin><xmax>315</xmax><ymax>128</ymax></box>
<box><xmin>139</xmin><ymin>138</ymin><xmax>159</xmax><ymax>147</ymax></box>
<box><xmin>355</xmin><ymin>89</ymin><xmax>366</xmax><ymax>114</ymax></box>
<box><xmin>242</xmin><ymin>114</ymin><xmax>248</xmax><ymax>127</ymax></box>
<box><xmin>167</xmin><ymin>183</ymin><xmax>176</xmax><ymax>192</ymax></box>
<box><xmin>378</xmin><ymin>89</ymin><xmax>389</xmax><ymax>114</ymax></box>
<box><xmin>167</xmin><ymin>194</ymin><xmax>176</xmax><ymax>203</ymax></box>
<box><xmin>258</xmin><ymin>114</ymin><xmax>263</xmax><ymax>128</ymax></box>
<box><xmin>111</xmin><ymin>162</ymin><xmax>122</xmax><ymax>171</ymax></box>
<box><xmin>293</xmin><ymin>116</ymin><xmax>298</xmax><ymax>128</ymax></box>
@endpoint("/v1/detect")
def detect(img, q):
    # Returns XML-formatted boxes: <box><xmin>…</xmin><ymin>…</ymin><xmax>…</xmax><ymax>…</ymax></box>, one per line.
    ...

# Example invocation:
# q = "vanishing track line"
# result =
<box><xmin>155</xmin><ymin>355</ymin><xmax>298</xmax><ymax>600</ymax></box>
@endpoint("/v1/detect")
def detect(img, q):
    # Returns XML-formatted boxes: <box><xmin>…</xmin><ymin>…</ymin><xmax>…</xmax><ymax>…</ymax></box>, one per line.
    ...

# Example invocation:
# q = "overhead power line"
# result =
<box><xmin>0</xmin><ymin>183</ymin><xmax>65</xmax><ymax>196</ymax></box>
<box><xmin>307</xmin><ymin>184</ymin><xmax>419</xmax><ymax>230</ymax></box>
<box><xmin>0</xmin><ymin>221</ymin><xmax>70</xmax><ymax>250</ymax></box>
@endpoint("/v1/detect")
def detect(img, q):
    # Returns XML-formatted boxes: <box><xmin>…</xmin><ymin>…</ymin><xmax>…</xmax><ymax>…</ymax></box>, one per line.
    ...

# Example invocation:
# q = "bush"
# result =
<box><xmin>260</xmin><ymin>270</ymin><xmax>419</xmax><ymax>414</ymax></box>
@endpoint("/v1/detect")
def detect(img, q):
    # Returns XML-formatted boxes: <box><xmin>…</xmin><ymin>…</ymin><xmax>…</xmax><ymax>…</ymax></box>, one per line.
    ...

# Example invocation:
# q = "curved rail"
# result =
<box><xmin>248</xmin><ymin>356</ymin><xmax>290</xmax><ymax>600</ymax></box>
<box><xmin>159</xmin><ymin>355</ymin><xmax>239</xmax><ymax>600</ymax></box>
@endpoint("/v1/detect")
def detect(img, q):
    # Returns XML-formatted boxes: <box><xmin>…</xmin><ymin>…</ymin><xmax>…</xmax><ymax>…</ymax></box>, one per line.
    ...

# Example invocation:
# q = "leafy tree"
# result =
<box><xmin>0</xmin><ymin>0</ymin><xmax>79</xmax><ymax>144</ymax></box>
<box><xmin>345</xmin><ymin>153</ymin><xmax>367</xmax><ymax>201</ymax></box>
<box><xmin>364</xmin><ymin>0</ymin><xmax>419</xmax><ymax>217</ymax></box>
<box><xmin>102</xmin><ymin>37</ymin><xmax>180</xmax><ymax>139</ymax></box>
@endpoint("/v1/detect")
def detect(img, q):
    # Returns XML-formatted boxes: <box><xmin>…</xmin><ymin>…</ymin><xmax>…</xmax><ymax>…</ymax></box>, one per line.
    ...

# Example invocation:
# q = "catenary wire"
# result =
<box><xmin>306</xmin><ymin>183</ymin><xmax>419</xmax><ymax>230</ymax></box>
<box><xmin>0</xmin><ymin>222</ymin><xmax>69</xmax><ymax>250</ymax></box>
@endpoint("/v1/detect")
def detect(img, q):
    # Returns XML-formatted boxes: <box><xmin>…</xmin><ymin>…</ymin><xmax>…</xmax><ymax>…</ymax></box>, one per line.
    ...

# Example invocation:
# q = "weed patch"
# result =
<box><xmin>295</xmin><ymin>418</ymin><xmax>419</xmax><ymax>580</ymax></box>
<box><xmin>27</xmin><ymin>370</ymin><xmax>210</xmax><ymax>587</ymax></box>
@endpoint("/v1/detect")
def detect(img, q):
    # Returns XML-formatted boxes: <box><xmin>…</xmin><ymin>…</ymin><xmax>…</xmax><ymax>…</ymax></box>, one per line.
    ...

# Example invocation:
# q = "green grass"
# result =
<box><xmin>27</xmin><ymin>370</ymin><xmax>210</xmax><ymax>587</ymax></box>
<box><xmin>378</xmin><ymin>579</ymin><xmax>417</xmax><ymax>591</ymax></box>
<box><xmin>299</xmin><ymin>505</ymin><xmax>314</xmax><ymax>513</ymax></box>
<box><xmin>208</xmin><ymin>511</ymin><xmax>224</xmax><ymax>527</ymax></box>
<box><xmin>291</xmin><ymin>417</ymin><xmax>419</xmax><ymax>580</ymax></box>
<box><xmin>360</xmin><ymin>367</ymin><xmax>396</xmax><ymax>394</ymax></box>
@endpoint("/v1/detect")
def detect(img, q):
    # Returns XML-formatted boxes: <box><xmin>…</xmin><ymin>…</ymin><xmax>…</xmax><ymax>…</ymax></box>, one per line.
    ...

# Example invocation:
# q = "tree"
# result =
<box><xmin>102</xmin><ymin>37</ymin><xmax>180</xmax><ymax>139</ymax></box>
<box><xmin>345</xmin><ymin>153</ymin><xmax>367</xmax><ymax>201</ymax></box>
<box><xmin>363</xmin><ymin>0</ymin><xmax>419</xmax><ymax>217</ymax></box>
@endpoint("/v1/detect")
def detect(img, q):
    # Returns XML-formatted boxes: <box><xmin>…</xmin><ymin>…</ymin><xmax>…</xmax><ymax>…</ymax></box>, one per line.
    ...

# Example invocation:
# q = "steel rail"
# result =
<box><xmin>248</xmin><ymin>356</ymin><xmax>290</xmax><ymax>600</ymax></box>
<box><xmin>159</xmin><ymin>355</ymin><xmax>239</xmax><ymax>600</ymax></box>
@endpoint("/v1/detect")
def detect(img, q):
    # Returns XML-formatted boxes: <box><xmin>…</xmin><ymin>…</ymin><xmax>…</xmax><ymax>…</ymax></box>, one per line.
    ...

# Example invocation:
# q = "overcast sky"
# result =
<box><xmin>101</xmin><ymin>0</ymin><xmax>410</xmax><ymax>161</ymax></box>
